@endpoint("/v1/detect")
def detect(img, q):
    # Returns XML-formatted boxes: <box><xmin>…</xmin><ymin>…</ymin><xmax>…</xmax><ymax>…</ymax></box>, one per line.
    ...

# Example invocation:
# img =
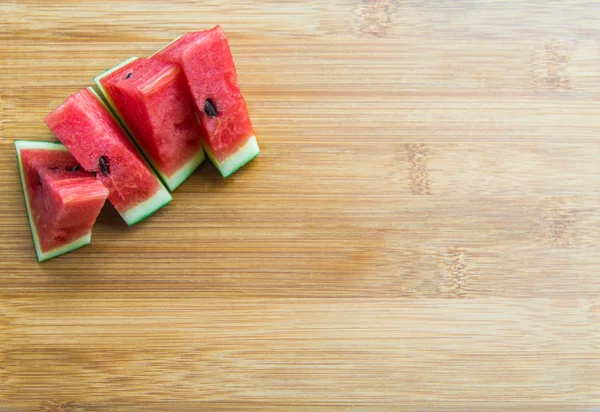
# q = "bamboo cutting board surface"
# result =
<box><xmin>1</xmin><ymin>1</ymin><xmax>600</xmax><ymax>410</ymax></box>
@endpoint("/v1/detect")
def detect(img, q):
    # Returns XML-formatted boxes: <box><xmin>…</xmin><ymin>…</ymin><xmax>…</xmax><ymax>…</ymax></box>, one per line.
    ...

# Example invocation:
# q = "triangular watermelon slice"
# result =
<box><xmin>94</xmin><ymin>57</ymin><xmax>206</xmax><ymax>191</ymax></box>
<box><xmin>15</xmin><ymin>140</ymin><xmax>109</xmax><ymax>261</ymax></box>
<box><xmin>154</xmin><ymin>25</ymin><xmax>260</xmax><ymax>178</ymax></box>
<box><xmin>44</xmin><ymin>88</ymin><xmax>172</xmax><ymax>225</ymax></box>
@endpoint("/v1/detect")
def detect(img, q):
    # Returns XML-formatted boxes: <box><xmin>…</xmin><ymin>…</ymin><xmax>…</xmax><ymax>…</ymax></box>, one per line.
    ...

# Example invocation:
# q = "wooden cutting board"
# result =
<box><xmin>1</xmin><ymin>1</ymin><xmax>599</xmax><ymax>410</ymax></box>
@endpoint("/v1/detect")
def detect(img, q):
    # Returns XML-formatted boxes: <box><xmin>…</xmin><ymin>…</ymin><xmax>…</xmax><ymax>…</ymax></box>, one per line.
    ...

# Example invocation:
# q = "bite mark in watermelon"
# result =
<box><xmin>154</xmin><ymin>25</ymin><xmax>260</xmax><ymax>178</ymax></box>
<box><xmin>94</xmin><ymin>57</ymin><xmax>206</xmax><ymax>191</ymax></box>
<box><xmin>15</xmin><ymin>140</ymin><xmax>109</xmax><ymax>262</ymax></box>
<box><xmin>44</xmin><ymin>88</ymin><xmax>172</xmax><ymax>226</ymax></box>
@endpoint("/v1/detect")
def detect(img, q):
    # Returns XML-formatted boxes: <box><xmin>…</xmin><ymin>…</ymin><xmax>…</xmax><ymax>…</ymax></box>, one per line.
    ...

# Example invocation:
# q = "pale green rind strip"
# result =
<box><xmin>15</xmin><ymin>140</ymin><xmax>68</xmax><ymax>152</ymax></box>
<box><xmin>121</xmin><ymin>185</ymin><xmax>172</xmax><ymax>226</ymax></box>
<box><xmin>93</xmin><ymin>58</ymin><xmax>205</xmax><ymax>191</ymax></box>
<box><xmin>205</xmin><ymin>135</ymin><xmax>260</xmax><ymax>178</ymax></box>
<box><xmin>86</xmin><ymin>87</ymin><xmax>173</xmax><ymax>224</ymax></box>
<box><xmin>163</xmin><ymin>149</ymin><xmax>206</xmax><ymax>191</ymax></box>
<box><xmin>96</xmin><ymin>56</ymin><xmax>139</xmax><ymax>82</ymax></box>
<box><xmin>14</xmin><ymin>140</ymin><xmax>91</xmax><ymax>262</ymax></box>
<box><xmin>37</xmin><ymin>234</ymin><xmax>91</xmax><ymax>262</ymax></box>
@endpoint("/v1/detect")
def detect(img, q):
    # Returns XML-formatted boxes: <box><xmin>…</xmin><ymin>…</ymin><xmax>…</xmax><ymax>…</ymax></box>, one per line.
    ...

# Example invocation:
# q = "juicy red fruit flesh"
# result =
<box><xmin>20</xmin><ymin>148</ymin><xmax>108</xmax><ymax>253</ymax></box>
<box><xmin>44</xmin><ymin>88</ymin><xmax>162</xmax><ymax>215</ymax></box>
<box><xmin>154</xmin><ymin>25</ymin><xmax>254</xmax><ymax>162</ymax></box>
<box><xmin>99</xmin><ymin>58</ymin><xmax>204</xmax><ymax>177</ymax></box>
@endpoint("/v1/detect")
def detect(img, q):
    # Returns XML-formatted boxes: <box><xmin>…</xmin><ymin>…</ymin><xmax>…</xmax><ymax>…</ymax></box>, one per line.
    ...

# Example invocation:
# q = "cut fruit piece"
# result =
<box><xmin>94</xmin><ymin>57</ymin><xmax>205</xmax><ymax>191</ymax></box>
<box><xmin>15</xmin><ymin>140</ymin><xmax>109</xmax><ymax>262</ymax></box>
<box><xmin>44</xmin><ymin>87</ymin><xmax>172</xmax><ymax>225</ymax></box>
<box><xmin>154</xmin><ymin>25</ymin><xmax>260</xmax><ymax>178</ymax></box>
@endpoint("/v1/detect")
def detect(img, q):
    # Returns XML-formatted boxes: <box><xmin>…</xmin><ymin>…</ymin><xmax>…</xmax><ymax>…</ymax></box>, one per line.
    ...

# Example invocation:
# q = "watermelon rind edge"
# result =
<box><xmin>162</xmin><ymin>149</ymin><xmax>206</xmax><ymax>191</ymax></box>
<box><xmin>205</xmin><ymin>135</ymin><xmax>260</xmax><ymax>178</ymax></box>
<box><xmin>93</xmin><ymin>58</ymin><xmax>206</xmax><ymax>192</ymax></box>
<box><xmin>14</xmin><ymin>140</ymin><xmax>93</xmax><ymax>262</ymax></box>
<box><xmin>121</xmin><ymin>185</ymin><xmax>173</xmax><ymax>226</ymax></box>
<box><xmin>86</xmin><ymin>86</ymin><xmax>173</xmax><ymax>225</ymax></box>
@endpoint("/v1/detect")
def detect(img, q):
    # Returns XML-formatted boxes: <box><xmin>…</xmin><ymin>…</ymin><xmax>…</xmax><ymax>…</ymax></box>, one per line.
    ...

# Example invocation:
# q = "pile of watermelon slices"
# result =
<box><xmin>16</xmin><ymin>26</ymin><xmax>260</xmax><ymax>262</ymax></box>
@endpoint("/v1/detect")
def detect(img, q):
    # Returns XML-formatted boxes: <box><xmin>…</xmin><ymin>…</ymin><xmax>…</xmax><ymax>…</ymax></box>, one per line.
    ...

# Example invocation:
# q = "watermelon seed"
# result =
<box><xmin>204</xmin><ymin>99</ymin><xmax>218</xmax><ymax>117</ymax></box>
<box><xmin>99</xmin><ymin>156</ymin><xmax>110</xmax><ymax>176</ymax></box>
<box><xmin>125</xmin><ymin>72</ymin><xmax>133</xmax><ymax>79</ymax></box>
<box><xmin>70</xmin><ymin>165</ymin><xmax>81</xmax><ymax>172</ymax></box>
<box><xmin>51</xmin><ymin>167</ymin><xmax>59</xmax><ymax>172</ymax></box>
<box><xmin>37</xmin><ymin>173</ymin><xmax>41</xmax><ymax>185</ymax></box>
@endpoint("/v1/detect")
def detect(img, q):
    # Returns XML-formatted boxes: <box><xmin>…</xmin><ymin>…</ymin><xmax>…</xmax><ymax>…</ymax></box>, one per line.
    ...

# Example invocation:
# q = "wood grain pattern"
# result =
<box><xmin>1</xmin><ymin>1</ymin><xmax>600</xmax><ymax>410</ymax></box>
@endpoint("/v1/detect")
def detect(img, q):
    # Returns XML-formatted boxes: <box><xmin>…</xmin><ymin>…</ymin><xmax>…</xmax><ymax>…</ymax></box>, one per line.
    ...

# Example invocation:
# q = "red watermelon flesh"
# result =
<box><xmin>44</xmin><ymin>88</ymin><xmax>172</xmax><ymax>225</ymax></box>
<box><xmin>16</xmin><ymin>141</ymin><xmax>109</xmax><ymax>261</ymax></box>
<box><xmin>95</xmin><ymin>57</ymin><xmax>205</xmax><ymax>191</ymax></box>
<box><xmin>154</xmin><ymin>26</ymin><xmax>259</xmax><ymax>177</ymax></box>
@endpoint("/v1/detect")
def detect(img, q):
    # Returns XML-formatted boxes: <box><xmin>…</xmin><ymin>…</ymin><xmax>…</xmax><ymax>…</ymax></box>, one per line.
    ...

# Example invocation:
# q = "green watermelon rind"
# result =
<box><xmin>162</xmin><ymin>149</ymin><xmax>206</xmax><ymax>190</ymax></box>
<box><xmin>120</xmin><ymin>186</ymin><xmax>173</xmax><ymax>226</ymax></box>
<box><xmin>93</xmin><ymin>57</ymin><xmax>206</xmax><ymax>192</ymax></box>
<box><xmin>205</xmin><ymin>135</ymin><xmax>260</xmax><ymax>178</ymax></box>
<box><xmin>86</xmin><ymin>87</ymin><xmax>173</xmax><ymax>226</ymax></box>
<box><xmin>14</xmin><ymin>140</ymin><xmax>93</xmax><ymax>262</ymax></box>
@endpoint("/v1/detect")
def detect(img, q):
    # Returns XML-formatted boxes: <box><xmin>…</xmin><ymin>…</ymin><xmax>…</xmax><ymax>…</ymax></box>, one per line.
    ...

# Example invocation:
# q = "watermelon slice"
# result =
<box><xmin>44</xmin><ymin>88</ymin><xmax>172</xmax><ymax>226</ymax></box>
<box><xmin>94</xmin><ymin>57</ymin><xmax>205</xmax><ymax>191</ymax></box>
<box><xmin>154</xmin><ymin>25</ymin><xmax>260</xmax><ymax>178</ymax></box>
<box><xmin>15</xmin><ymin>140</ymin><xmax>109</xmax><ymax>262</ymax></box>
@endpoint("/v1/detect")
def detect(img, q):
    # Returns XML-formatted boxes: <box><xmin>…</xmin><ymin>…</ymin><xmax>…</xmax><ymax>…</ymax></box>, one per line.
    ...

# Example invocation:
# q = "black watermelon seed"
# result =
<box><xmin>125</xmin><ymin>72</ymin><xmax>133</xmax><ymax>79</ymax></box>
<box><xmin>204</xmin><ymin>99</ymin><xmax>218</xmax><ymax>117</ymax></box>
<box><xmin>70</xmin><ymin>165</ymin><xmax>81</xmax><ymax>172</ymax></box>
<box><xmin>99</xmin><ymin>156</ymin><xmax>109</xmax><ymax>176</ymax></box>
<box><xmin>37</xmin><ymin>172</ymin><xmax>41</xmax><ymax>185</ymax></box>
